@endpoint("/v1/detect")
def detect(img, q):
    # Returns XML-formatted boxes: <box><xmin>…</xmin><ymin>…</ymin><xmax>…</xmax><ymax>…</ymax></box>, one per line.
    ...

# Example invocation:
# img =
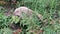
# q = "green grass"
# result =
<box><xmin>0</xmin><ymin>0</ymin><xmax>60</xmax><ymax>34</ymax></box>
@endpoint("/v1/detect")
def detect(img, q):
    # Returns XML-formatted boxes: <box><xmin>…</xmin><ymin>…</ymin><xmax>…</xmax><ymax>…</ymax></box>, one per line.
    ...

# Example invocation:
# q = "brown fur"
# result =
<box><xmin>13</xmin><ymin>6</ymin><xmax>33</xmax><ymax>19</ymax></box>
<box><xmin>13</xmin><ymin>6</ymin><xmax>43</xmax><ymax>20</ymax></box>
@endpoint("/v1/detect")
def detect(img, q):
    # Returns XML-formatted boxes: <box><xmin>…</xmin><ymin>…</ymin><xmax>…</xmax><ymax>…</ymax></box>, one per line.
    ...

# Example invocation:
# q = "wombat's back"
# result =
<box><xmin>13</xmin><ymin>7</ymin><xmax>33</xmax><ymax>18</ymax></box>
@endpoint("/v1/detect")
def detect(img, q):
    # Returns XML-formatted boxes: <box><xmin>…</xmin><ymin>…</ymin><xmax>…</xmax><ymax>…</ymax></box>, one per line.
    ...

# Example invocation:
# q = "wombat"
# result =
<box><xmin>13</xmin><ymin>6</ymin><xmax>43</xmax><ymax>20</ymax></box>
<box><xmin>9</xmin><ymin>6</ymin><xmax>43</xmax><ymax>30</ymax></box>
<box><xmin>13</xmin><ymin>6</ymin><xmax>33</xmax><ymax>19</ymax></box>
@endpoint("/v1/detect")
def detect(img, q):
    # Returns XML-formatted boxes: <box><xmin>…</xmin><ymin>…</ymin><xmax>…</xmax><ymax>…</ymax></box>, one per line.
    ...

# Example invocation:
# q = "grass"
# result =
<box><xmin>0</xmin><ymin>0</ymin><xmax>60</xmax><ymax>34</ymax></box>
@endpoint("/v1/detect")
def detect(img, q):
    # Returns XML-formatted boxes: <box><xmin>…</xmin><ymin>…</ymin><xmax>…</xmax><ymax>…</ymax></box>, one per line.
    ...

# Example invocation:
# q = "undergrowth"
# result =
<box><xmin>0</xmin><ymin>0</ymin><xmax>60</xmax><ymax>34</ymax></box>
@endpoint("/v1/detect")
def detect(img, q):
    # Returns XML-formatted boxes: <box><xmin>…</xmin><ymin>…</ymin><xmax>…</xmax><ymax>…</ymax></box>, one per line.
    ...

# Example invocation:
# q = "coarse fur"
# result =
<box><xmin>13</xmin><ymin>6</ymin><xmax>33</xmax><ymax>19</ymax></box>
<box><xmin>13</xmin><ymin>6</ymin><xmax>43</xmax><ymax>20</ymax></box>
